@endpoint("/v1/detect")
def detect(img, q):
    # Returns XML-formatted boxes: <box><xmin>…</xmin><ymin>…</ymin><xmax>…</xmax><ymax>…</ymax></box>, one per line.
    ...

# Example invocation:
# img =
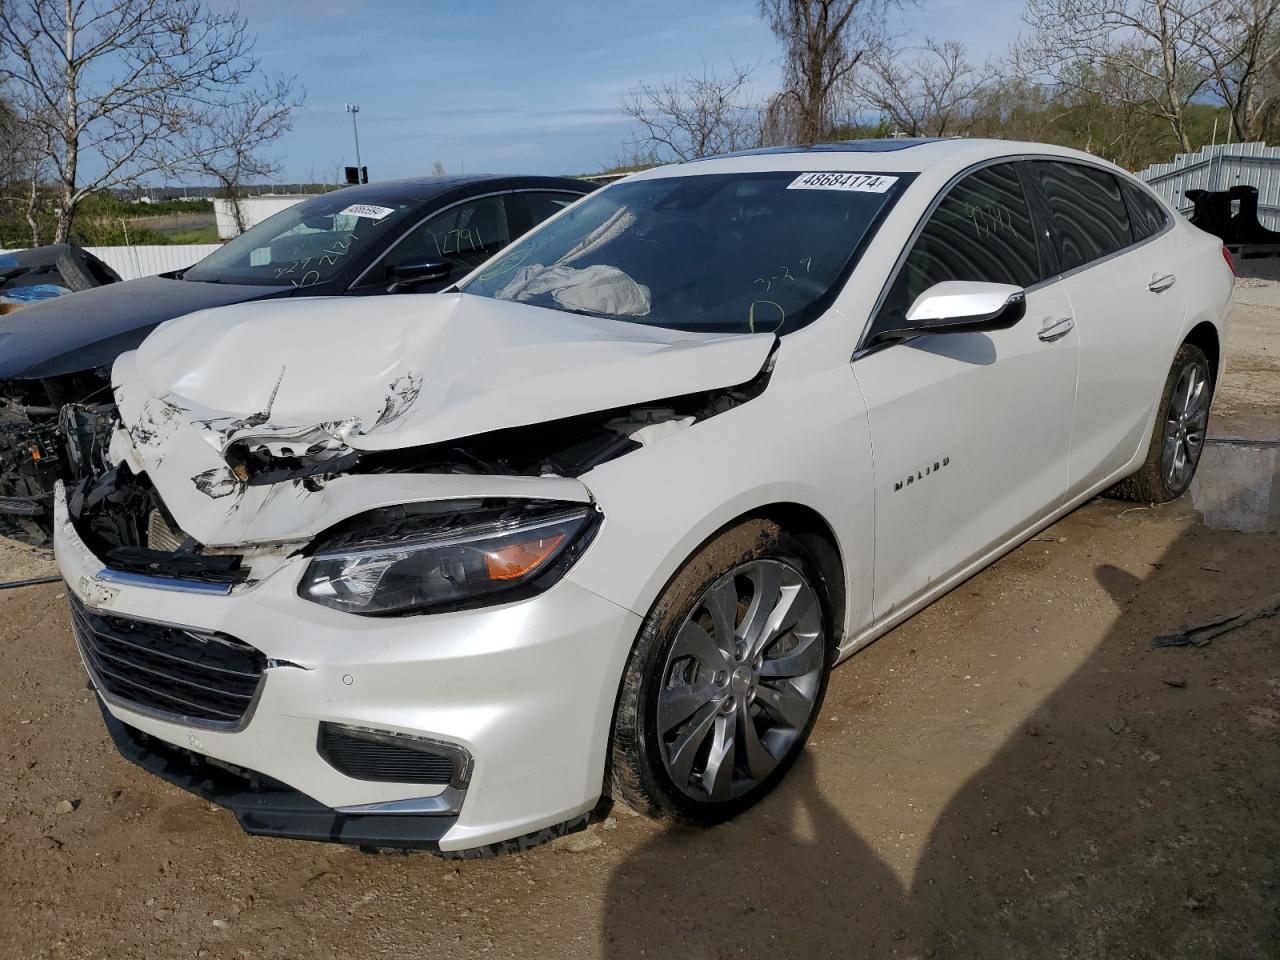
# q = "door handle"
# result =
<box><xmin>1038</xmin><ymin>316</ymin><xmax>1075</xmax><ymax>342</ymax></box>
<box><xmin>1148</xmin><ymin>273</ymin><xmax>1176</xmax><ymax>292</ymax></box>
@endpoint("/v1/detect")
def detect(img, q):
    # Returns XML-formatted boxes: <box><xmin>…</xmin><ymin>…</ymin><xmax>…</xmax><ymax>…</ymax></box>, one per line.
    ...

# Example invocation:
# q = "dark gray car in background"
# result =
<box><xmin>0</xmin><ymin>174</ymin><xmax>593</xmax><ymax>543</ymax></box>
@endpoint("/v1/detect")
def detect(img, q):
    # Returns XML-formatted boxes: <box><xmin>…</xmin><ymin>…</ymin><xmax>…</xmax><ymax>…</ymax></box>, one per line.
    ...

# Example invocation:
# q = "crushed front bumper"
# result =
<box><xmin>55</xmin><ymin>483</ymin><xmax>642</xmax><ymax>853</ymax></box>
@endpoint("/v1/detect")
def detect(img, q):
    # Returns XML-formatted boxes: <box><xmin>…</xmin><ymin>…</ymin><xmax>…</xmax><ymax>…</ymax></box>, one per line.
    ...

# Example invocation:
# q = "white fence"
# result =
<box><xmin>1</xmin><ymin>243</ymin><xmax>221</xmax><ymax>282</ymax></box>
<box><xmin>88</xmin><ymin>244</ymin><xmax>222</xmax><ymax>281</ymax></box>
<box><xmin>213</xmin><ymin>196</ymin><xmax>307</xmax><ymax>240</ymax></box>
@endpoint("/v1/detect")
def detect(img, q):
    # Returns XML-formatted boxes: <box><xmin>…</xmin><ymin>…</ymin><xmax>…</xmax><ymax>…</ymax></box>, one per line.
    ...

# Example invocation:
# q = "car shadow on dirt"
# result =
<box><xmin>601</xmin><ymin>525</ymin><xmax>1280</xmax><ymax>959</ymax></box>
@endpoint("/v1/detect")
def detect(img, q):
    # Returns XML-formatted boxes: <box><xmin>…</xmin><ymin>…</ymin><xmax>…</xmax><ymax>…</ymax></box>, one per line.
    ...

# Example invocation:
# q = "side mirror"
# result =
<box><xmin>387</xmin><ymin>258</ymin><xmax>452</xmax><ymax>291</ymax></box>
<box><xmin>872</xmin><ymin>281</ymin><xmax>1026</xmax><ymax>344</ymax></box>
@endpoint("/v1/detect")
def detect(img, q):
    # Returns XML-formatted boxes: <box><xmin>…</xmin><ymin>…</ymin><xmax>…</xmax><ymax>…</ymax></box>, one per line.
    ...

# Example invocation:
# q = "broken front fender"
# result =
<box><xmin>111</xmin><ymin>353</ymin><xmax>592</xmax><ymax>548</ymax></box>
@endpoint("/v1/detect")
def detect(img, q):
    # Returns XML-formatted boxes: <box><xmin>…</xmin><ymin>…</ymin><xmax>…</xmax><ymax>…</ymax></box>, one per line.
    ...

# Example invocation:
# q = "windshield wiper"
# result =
<box><xmin>546</xmin><ymin>304</ymin><xmax>617</xmax><ymax>322</ymax></box>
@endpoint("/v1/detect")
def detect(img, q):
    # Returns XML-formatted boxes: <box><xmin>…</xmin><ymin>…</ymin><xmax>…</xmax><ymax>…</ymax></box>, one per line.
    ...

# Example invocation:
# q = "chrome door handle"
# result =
<box><xmin>1148</xmin><ymin>273</ymin><xmax>1176</xmax><ymax>292</ymax></box>
<box><xmin>1038</xmin><ymin>316</ymin><xmax>1075</xmax><ymax>342</ymax></box>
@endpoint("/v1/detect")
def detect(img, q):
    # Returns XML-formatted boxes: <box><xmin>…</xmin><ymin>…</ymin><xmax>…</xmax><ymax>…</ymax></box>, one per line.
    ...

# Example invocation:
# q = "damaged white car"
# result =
<box><xmin>56</xmin><ymin>138</ymin><xmax>1233</xmax><ymax>856</ymax></box>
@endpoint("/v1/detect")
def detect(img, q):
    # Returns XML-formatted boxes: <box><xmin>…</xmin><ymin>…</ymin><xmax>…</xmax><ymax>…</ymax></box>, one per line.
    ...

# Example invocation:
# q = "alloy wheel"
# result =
<box><xmin>655</xmin><ymin>559</ymin><xmax>825</xmax><ymax>803</ymax></box>
<box><xmin>1161</xmin><ymin>360</ymin><xmax>1209</xmax><ymax>492</ymax></box>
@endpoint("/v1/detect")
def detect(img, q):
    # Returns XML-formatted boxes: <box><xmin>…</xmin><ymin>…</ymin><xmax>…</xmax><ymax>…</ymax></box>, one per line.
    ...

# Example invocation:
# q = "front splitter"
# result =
<box><xmin>98</xmin><ymin>698</ymin><xmax>456</xmax><ymax>851</ymax></box>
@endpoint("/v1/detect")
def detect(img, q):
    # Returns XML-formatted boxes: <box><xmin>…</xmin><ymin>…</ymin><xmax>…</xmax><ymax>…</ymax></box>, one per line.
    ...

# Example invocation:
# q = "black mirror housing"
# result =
<box><xmin>388</xmin><ymin>259</ymin><xmax>452</xmax><ymax>291</ymax></box>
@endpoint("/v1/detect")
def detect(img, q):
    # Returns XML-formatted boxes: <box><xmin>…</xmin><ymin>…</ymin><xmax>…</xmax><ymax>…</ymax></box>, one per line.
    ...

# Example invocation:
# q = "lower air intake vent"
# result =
<box><xmin>318</xmin><ymin>724</ymin><xmax>458</xmax><ymax>784</ymax></box>
<box><xmin>70</xmin><ymin>595</ymin><xmax>266</xmax><ymax>727</ymax></box>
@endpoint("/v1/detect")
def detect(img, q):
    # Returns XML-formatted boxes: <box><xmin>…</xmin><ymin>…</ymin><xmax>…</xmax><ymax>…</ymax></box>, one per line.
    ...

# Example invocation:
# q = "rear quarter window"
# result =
<box><xmin>1121</xmin><ymin>180</ymin><xmax>1171</xmax><ymax>242</ymax></box>
<box><xmin>1030</xmin><ymin>161</ymin><xmax>1132</xmax><ymax>271</ymax></box>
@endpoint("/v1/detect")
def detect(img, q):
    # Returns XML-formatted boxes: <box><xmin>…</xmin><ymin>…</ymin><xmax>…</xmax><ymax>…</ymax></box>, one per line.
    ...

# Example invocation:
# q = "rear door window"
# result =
<box><xmin>1121</xmin><ymin>180</ymin><xmax>1170</xmax><ymax>242</ymax></box>
<box><xmin>367</xmin><ymin>195</ymin><xmax>510</xmax><ymax>288</ymax></box>
<box><xmin>873</xmin><ymin>162</ymin><xmax>1042</xmax><ymax>334</ymax></box>
<box><xmin>1030</xmin><ymin>161</ymin><xmax>1132</xmax><ymax>271</ymax></box>
<box><xmin>508</xmin><ymin>191</ymin><xmax>585</xmax><ymax>240</ymax></box>
<box><xmin>524</xmin><ymin>191</ymin><xmax>582</xmax><ymax>226</ymax></box>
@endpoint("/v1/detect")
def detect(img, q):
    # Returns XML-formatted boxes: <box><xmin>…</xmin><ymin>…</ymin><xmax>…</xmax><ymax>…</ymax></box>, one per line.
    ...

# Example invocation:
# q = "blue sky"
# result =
<box><xmin>240</xmin><ymin>0</ymin><xmax>1026</xmax><ymax>183</ymax></box>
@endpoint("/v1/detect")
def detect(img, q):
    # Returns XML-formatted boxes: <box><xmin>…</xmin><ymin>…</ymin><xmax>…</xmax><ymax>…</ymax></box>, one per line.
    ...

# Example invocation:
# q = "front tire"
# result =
<box><xmin>1108</xmin><ymin>343</ymin><xmax>1212</xmax><ymax>503</ymax></box>
<box><xmin>609</xmin><ymin>520</ymin><xmax>834</xmax><ymax>824</ymax></box>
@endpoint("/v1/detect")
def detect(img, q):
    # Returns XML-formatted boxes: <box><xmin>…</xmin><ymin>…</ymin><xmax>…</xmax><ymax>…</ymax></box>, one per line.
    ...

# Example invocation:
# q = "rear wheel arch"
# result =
<box><xmin>1182</xmin><ymin>320</ymin><xmax>1220</xmax><ymax>388</ymax></box>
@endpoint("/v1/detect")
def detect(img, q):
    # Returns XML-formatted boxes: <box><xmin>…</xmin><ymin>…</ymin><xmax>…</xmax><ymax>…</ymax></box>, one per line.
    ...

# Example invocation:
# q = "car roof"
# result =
<box><xmin>626</xmin><ymin>138</ymin><xmax>1128</xmax><ymax>181</ymax></box>
<box><xmin>327</xmin><ymin>174</ymin><xmax>593</xmax><ymax>203</ymax></box>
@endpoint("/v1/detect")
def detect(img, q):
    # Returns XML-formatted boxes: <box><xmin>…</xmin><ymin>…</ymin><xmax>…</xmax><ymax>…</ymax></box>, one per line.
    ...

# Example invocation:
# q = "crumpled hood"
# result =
<box><xmin>111</xmin><ymin>292</ymin><xmax>774</xmax><ymax>547</ymax></box>
<box><xmin>129</xmin><ymin>292</ymin><xmax>774</xmax><ymax>453</ymax></box>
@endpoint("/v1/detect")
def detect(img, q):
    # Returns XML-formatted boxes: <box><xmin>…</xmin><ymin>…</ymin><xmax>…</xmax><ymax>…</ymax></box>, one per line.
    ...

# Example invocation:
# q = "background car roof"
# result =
<box><xmin>329</xmin><ymin>174</ymin><xmax>594</xmax><ymax>203</ymax></box>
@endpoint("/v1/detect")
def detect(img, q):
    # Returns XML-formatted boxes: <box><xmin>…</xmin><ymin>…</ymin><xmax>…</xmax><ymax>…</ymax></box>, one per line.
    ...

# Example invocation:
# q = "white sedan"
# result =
<box><xmin>55</xmin><ymin>138</ymin><xmax>1233</xmax><ymax>856</ymax></box>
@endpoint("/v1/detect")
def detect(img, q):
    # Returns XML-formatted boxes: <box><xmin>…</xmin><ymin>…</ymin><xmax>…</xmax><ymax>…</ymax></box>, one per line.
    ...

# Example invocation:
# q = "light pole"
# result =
<box><xmin>345</xmin><ymin>103</ymin><xmax>363</xmax><ymax>182</ymax></box>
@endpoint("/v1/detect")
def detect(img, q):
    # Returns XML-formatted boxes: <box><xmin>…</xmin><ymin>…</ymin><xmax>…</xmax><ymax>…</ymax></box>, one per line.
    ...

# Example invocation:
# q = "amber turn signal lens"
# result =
<box><xmin>484</xmin><ymin>533</ymin><xmax>567</xmax><ymax>581</ymax></box>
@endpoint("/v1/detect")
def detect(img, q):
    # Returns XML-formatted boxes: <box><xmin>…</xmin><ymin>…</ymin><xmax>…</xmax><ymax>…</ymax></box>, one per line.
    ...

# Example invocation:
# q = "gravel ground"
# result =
<box><xmin>1</xmin><ymin>284</ymin><xmax>1277</xmax><ymax>960</ymax></box>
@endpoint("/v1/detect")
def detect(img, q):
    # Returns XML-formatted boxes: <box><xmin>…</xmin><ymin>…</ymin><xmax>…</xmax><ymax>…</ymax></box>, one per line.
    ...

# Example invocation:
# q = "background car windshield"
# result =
<box><xmin>184</xmin><ymin>193</ymin><xmax>418</xmax><ymax>287</ymax></box>
<box><xmin>461</xmin><ymin>172</ymin><xmax>903</xmax><ymax>335</ymax></box>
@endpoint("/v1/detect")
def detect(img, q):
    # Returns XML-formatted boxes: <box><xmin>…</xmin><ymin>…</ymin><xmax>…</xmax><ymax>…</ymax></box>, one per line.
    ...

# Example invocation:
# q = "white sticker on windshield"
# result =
<box><xmin>338</xmin><ymin>203</ymin><xmax>396</xmax><ymax>220</ymax></box>
<box><xmin>787</xmin><ymin>172</ymin><xmax>898</xmax><ymax>193</ymax></box>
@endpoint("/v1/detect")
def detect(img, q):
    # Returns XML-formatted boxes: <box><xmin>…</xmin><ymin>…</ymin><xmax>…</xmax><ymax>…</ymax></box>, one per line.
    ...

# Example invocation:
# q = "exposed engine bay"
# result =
<box><xmin>232</xmin><ymin>364</ymin><xmax>770</xmax><ymax>486</ymax></box>
<box><xmin>67</xmin><ymin>364</ymin><xmax>771</xmax><ymax>583</ymax></box>
<box><xmin>0</xmin><ymin>371</ymin><xmax>115</xmax><ymax>544</ymax></box>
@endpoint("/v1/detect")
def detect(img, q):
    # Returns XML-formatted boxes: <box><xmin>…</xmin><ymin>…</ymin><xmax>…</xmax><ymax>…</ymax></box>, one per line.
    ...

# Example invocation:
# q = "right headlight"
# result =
<box><xmin>298</xmin><ymin>499</ymin><xmax>599</xmax><ymax>616</ymax></box>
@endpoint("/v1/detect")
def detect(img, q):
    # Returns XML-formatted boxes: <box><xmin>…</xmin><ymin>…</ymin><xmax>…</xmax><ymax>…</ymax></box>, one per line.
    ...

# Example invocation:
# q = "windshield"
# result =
<box><xmin>461</xmin><ymin>171</ymin><xmax>906</xmax><ymax>334</ymax></box>
<box><xmin>184</xmin><ymin>193</ymin><xmax>420</xmax><ymax>287</ymax></box>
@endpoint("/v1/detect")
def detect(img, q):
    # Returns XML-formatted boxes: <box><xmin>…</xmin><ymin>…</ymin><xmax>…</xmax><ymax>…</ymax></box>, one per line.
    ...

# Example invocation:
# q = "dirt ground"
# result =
<box><xmin>1</xmin><ymin>284</ymin><xmax>1277</xmax><ymax>960</ymax></box>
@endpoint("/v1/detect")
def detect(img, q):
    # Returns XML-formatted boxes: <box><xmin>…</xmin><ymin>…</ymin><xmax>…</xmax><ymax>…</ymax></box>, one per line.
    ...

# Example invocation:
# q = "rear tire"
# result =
<box><xmin>609</xmin><ymin>520</ymin><xmax>834</xmax><ymax>824</ymax></box>
<box><xmin>1108</xmin><ymin>343</ymin><xmax>1211</xmax><ymax>503</ymax></box>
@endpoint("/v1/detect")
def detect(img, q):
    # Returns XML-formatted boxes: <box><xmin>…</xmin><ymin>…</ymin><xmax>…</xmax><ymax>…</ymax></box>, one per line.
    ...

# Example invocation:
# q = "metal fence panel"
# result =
<box><xmin>1138</xmin><ymin>142</ymin><xmax>1280</xmax><ymax>229</ymax></box>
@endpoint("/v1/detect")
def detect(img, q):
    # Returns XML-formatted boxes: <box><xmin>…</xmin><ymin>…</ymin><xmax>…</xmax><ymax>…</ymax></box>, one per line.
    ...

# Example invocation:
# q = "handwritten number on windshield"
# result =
<box><xmin>754</xmin><ymin>257</ymin><xmax>811</xmax><ymax>293</ymax></box>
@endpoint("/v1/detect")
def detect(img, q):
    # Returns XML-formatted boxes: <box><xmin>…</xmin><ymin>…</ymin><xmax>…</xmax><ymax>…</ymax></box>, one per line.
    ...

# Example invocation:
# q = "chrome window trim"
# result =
<box><xmin>852</xmin><ymin>154</ymin><xmax>1174</xmax><ymax>358</ymax></box>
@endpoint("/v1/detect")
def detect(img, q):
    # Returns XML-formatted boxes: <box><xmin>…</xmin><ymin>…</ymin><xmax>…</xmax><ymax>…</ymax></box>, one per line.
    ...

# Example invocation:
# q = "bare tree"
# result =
<box><xmin>0</xmin><ymin>0</ymin><xmax>297</xmax><ymax>242</ymax></box>
<box><xmin>760</xmin><ymin>0</ymin><xmax>888</xmax><ymax>143</ymax></box>
<box><xmin>0</xmin><ymin>92</ymin><xmax>46</xmax><ymax>245</ymax></box>
<box><xmin>430</xmin><ymin>160</ymin><xmax>446</xmax><ymax>176</ymax></box>
<box><xmin>1016</xmin><ymin>0</ymin><xmax>1214</xmax><ymax>151</ymax></box>
<box><xmin>1192</xmin><ymin>0</ymin><xmax>1280</xmax><ymax>141</ymax></box>
<box><xmin>620</xmin><ymin>60</ymin><xmax>758</xmax><ymax>162</ymax></box>
<box><xmin>856</xmin><ymin>39</ymin><xmax>995</xmax><ymax>136</ymax></box>
<box><xmin>185</xmin><ymin>76</ymin><xmax>300</xmax><ymax>234</ymax></box>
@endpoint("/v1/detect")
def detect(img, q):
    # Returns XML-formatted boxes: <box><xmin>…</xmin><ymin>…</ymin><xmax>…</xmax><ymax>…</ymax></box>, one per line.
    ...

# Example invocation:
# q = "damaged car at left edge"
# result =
<box><xmin>0</xmin><ymin>174</ymin><xmax>592</xmax><ymax>546</ymax></box>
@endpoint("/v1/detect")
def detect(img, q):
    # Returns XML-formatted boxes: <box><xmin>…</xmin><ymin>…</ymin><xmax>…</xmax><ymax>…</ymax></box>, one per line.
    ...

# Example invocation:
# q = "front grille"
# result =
<box><xmin>70</xmin><ymin>596</ymin><xmax>266</xmax><ymax>727</ymax></box>
<box><xmin>318</xmin><ymin>724</ymin><xmax>457</xmax><ymax>784</ymax></box>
